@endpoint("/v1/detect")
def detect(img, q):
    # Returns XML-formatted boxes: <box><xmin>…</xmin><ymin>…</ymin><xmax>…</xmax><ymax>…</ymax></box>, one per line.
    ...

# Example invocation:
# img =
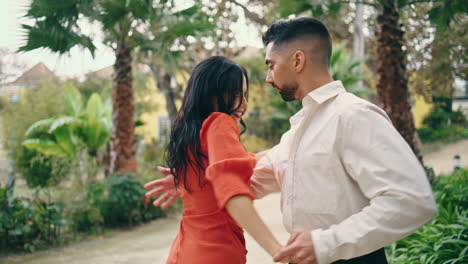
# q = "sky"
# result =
<box><xmin>0</xmin><ymin>0</ymin><xmax>262</xmax><ymax>80</ymax></box>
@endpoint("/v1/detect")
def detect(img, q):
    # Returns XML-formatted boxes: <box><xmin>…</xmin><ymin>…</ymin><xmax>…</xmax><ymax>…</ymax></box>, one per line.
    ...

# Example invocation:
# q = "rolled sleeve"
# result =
<box><xmin>202</xmin><ymin>112</ymin><xmax>256</xmax><ymax>209</ymax></box>
<box><xmin>206</xmin><ymin>158</ymin><xmax>255</xmax><ymax>208</ymax></box>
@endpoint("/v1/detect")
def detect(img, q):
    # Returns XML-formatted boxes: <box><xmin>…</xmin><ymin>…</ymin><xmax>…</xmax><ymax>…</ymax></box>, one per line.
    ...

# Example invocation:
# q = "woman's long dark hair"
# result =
<box><xmin>166</xmin><ymin>56</ymin><xmax>249</xmax><ymax>191</ymax></box>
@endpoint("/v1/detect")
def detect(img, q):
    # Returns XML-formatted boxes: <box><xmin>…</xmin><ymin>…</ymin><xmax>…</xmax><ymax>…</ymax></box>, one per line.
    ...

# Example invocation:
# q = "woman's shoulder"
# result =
<box><xmin>200</xmin><ymin>112</ymin><xmax>238</xmax><ymax>138</ymax></box>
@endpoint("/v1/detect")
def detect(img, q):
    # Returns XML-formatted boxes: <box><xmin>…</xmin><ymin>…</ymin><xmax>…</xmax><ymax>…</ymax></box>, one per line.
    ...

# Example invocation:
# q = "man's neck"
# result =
<box><xmin>297</xmin><ymin>73</ymin><xmax>334</xmax><ymax>101</ymax></box>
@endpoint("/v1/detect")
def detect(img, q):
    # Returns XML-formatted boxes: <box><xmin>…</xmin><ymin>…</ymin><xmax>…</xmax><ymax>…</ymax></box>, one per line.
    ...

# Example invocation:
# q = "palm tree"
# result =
<box><xmin>135</xmin><ymin>4</ymin><xmax>214</xmax><ymax>123</ymax></box>
<box><xmin>375</xmin><ymin>0</ymin><xmax>421</xmax><ymax>160</ymax></box>
<box><xmin>19</xmin><ymin>0</ymin><xmax>211</xmax><ymax>174</ymax></box>
<box><xmin>373</xmin><ymin>0</ymin><xmax>465</xmax><ymax>162</ymax></box>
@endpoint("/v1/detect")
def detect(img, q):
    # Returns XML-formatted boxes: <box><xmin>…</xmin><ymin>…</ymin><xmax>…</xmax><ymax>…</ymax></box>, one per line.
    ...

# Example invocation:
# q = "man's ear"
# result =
<box><xmin>293</xmin><ymin>50</ymin><xmax>306</xmax><ymax>73</ymax></box>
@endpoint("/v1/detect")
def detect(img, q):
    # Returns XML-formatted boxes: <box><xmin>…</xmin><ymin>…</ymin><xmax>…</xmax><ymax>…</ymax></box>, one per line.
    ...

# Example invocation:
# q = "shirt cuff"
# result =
<box><xmin>312</xmin><ymin>228</ymin><xmax>336</xmax><ymax>264</ymax></box>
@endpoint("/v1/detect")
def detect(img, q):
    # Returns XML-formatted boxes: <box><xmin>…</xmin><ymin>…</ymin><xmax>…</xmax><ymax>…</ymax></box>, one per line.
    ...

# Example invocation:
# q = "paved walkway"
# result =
<box><xmin>2</xmin><ymin>139</ymin><xmax>467</xmax><ymax>264</ymax></box>
<box><xmin>1</xmin><ymin>195</ymin><xmax>286</xmax><ymax>264</ymax></box>
<box><xmin>424</xmin><ymin>139</ymin><xmax>468</xmax><ymax>175</ymax></box>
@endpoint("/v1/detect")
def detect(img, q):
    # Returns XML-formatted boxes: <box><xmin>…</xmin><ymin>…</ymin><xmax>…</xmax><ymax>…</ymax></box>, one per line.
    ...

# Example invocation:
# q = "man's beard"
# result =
<box><xmin>275</xmin><ymin>83</ymin><xmax>297</xmax><ymax>102</ymax></box>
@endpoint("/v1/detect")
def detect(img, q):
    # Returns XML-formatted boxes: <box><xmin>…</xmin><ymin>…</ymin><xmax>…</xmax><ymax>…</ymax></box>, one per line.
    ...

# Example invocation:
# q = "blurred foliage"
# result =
<box><xmin>417</xmin><ymin>106</ymin><xmax>468</xmax><ymax>144</ymax></box>
<box><xmin>75</xmin><ymin>74</ymin><xmax>112</xmax><ymax>101</ymax></box>
<box><xmin>16</xmin><ymin>148</ymin><xmax>70</xmax><ymax>188</ymax></box>
<box><xmin>241</xmin><ymin>134</ymin><xmax>272</xmax><ymax>153</ymax></box>
<box><xmin>21</xmin><ymin>83</ymin><xmax>112</xmax><ymax>185</ymax></box>
<box><xmin>0</xmin><ymin>183</ymin><xmax>65</xmax><ymax>252</ymax></box>
<box><xmin>388</xmin><ymin>169</ymin><xmax>468</xmax><ymax>264</ymax></box>
<box><xmin>23</xmin><ymin>83</ymin><xmax>111</xmax><ymax>158</ymax></box>
<box><xmin>402</xmin><ymin>2</ymin><xmax>467</xmax><ymax>102</ymax></box>
<box><xmin>1</xmin><ymin>79</ymin><xmax>67</xmax><ymax>187</ymax></box>
<box><xmin>66</xmin><ymin>174</ymin><xmax>165</xmax><ymax>231</ymax></box>
<box><xmin>0</xmin><ymin>171</ymin><xmax>167</xmax><ymax>252</ymax></box>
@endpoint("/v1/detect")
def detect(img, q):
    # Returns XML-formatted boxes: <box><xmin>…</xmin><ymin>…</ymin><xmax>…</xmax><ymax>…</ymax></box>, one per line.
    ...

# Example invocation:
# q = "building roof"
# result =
<box><xmin>89</xmin><ymin>65</ymin><xmax>114</xmax><ymax>79</ymax></box>
<box><xmin>11</xmin><ymin>62</ymin><xmax>56</xmax><ymax>85</ymax></box>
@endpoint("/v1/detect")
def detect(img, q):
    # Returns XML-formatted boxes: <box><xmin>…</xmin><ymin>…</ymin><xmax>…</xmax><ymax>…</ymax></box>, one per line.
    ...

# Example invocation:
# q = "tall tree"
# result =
<box><xmin>135</xmin><ymin>4</ymin><xmax>213</xmax><ymax>123</ymax></box>
<box><xmin>375</xmin><ymin>0</ymin><xmax>420</xmax><ymax>159</ymax></box>
<box><xmin>375</xmin><ymin>0</ymin><xmax>466</xmax><ymax>161</ymax></box>
<box><xmin>19</xmin><ymin>0</ymin><xmax>211</xmax><ymax>173</ymax></box>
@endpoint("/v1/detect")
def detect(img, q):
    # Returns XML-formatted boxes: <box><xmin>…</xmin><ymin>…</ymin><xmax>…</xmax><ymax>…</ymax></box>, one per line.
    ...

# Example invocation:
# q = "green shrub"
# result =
<box><xmin>99</xmin><ymin>175</ymin><xmax>147</xmax><ymax>227</ymax></box>
<box><xmin>433</xmin><ymin>169</ymin><xmax>468</xmax><ymax>209</ymax></box>
<box><xmin>418</xmin><ymin>125</ymin><xmax>468</xmax><ymax>144</ymax></box>
<box><xmin>423</xmin><ymin>106</ymin><xmax>452</xmax><ymax>129</ymax></box>
<box><xmin>418</xmin><ymin>107</ymin><xmax>468</xmax><ymax>144</ymax></box>
<box><xmin>388</xmin><ymin>169</ymin><xmax>468</xmax><ymax>264</ymax></box>
<box><xmin>16</xmin><ymin>147</ymin><xmax>70</xmax><ymax>188</ymax></box>
<box><xmin>69</xmin><ymin>203</ymin><xmax>103</xmax><ymax>233</ymax></box>
<box><xmin>68</xmin><ymin>174</ymin><xmax>165</xmax><ymax>231</ymax></box>
<box><xmin>0</xmin><ymin>185</ymin><xmax>65</xmax><ymax>252</ymax></box>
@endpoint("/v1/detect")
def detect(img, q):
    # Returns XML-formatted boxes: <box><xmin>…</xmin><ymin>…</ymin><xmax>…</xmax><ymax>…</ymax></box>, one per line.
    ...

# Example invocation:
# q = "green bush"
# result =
<box><xmin>388</xmin><ymin>169</ymin><xmax>468</xmax><ymax>264</ymax></box>
<box><xmin>0</xmin><ymin>185</ymin><xmax>65</xmax><ymax>252</ymax></box>
<box><xmin>68</xmin><ymin>174</ymin><xmax>165</xmax><ymax>231</ymax></box>
<box><xmin>418</xmin><ymin>107</ymin><xmax>468</xmax><ymax>144</ymax></box>
<box><xmin>433</xmin><ymin>169</ymin><xmax>468</xmax><ymax>208</ymax></box>
<box><xmin>418</xmin><ymin>124</ymin><xmax>468</xmax><ymax>143</ymax></box>
<box><xmin>16</xmin><ymin>147</ymin><xmax>70</xmax><ymax>188</ymax></box>
<box><xmin>69</xmin><ymin>203</ymin><xmax>103</xmax><ymax>233</ymax></box>
<box><xmin>423</xmin><ymin>106</ymin><xmax>452</xmax><ymax>129</ymax></box>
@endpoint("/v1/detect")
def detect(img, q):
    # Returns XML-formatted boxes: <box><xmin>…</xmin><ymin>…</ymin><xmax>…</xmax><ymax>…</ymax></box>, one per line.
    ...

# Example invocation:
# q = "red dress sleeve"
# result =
<box><xmin>200</xmin><ymin>112</ymin><xmax>255</xmax><ymax>209</ymax></box>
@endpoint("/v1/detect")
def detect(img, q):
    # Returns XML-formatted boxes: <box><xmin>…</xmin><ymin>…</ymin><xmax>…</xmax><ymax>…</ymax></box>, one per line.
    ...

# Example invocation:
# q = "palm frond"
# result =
<box><xmin>22</xmin><ymin>138</ymin><xmax>68</xmax><ymax>157</ymax></box>
<box><xmin>49</xmin><ymin>116</ymin><xmax>78</xmax><ymax>133</ymax></box>
<box><xmin>64</xmin><ymin>83</ymin><xmax>83</xmax><ymax>116</ymax></box>
<box><xmin>25</xmin><ymin>118</ymin><xmax>54</xmax><ymax>137</ymax></box>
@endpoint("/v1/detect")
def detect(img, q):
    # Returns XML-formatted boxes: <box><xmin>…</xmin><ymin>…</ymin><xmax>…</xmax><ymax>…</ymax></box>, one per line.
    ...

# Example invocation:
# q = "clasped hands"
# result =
<box><xmin>144</xmin><ymin>167</ymin><xmax>317</xmax><ymax>264</ymax></box>
<box><xmin>274</xmin><ymin>230</ymin><xmax>317</xmax><ymax>264</ymax></box>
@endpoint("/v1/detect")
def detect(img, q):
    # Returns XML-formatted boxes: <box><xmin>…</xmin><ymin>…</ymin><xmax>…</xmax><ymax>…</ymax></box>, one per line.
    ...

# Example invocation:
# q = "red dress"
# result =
<box><xmin>166</xmin><ymin>112</ymin><xmax>256</xmax><ymax>264</ymax></box>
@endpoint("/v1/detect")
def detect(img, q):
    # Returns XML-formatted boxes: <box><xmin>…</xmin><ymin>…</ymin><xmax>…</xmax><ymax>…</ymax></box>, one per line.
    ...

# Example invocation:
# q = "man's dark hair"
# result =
<box><xmin>262</xmin><ymin>17</ymin><xmax>332</xmax><ymax>67</ymax></box>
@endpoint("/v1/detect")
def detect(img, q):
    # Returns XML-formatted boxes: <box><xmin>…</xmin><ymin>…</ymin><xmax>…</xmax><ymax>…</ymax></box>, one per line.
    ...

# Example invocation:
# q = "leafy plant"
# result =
<box><xmin>388</xmin><ymin>169</ymin><xmax>468</xmax><ymax>264</ymax></box>
<box><xmin>21</xmin><ymin>84</ymin><xmax>111</xmax><ymax>183</ymax></box>
<box><xmin>0</xmin><ymin>184</ymin><xmax>65</xmax><ymax>252</ymax></box>
<box><xmin>16</xmin><ymin>147</ymin><xmax>70</xmax><ymax>188</ymax></box>
<box><xmin>65</xmin><ymin>174</ymin><xmax>165</xmax><ymax>231</ymax></box>
<box><xmin>23</xmin><ymin>83</ymin><xmax>111</xmax><ymax>158</ymax></box>
<box><xmin>418</xmin><ymin>107</ymin><xmax>468</xmax><ymax>144</ymax></box>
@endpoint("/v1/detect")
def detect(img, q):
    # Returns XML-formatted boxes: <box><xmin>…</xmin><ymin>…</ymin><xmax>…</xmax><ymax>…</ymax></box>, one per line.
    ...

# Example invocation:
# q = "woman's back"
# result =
<box><xmin>166</xmin><ymin>112</ymin><xmax>255</xmax><ymax>264</ymax></box>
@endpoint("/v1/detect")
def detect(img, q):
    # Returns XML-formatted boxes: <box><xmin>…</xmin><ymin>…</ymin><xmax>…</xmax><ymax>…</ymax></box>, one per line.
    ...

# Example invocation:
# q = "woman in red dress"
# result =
<box><xmin>148</xmin><ymin>56</ymin><xmax>285</xmax><ymax>263</ymax></box>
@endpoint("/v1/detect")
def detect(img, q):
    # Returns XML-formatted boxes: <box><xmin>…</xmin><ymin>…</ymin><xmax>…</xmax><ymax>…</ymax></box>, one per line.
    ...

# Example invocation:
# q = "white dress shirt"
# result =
<box><xmin>251</xmin><ymin>81</ymin><xmax>437</xmax><ymax>264</ymax></box>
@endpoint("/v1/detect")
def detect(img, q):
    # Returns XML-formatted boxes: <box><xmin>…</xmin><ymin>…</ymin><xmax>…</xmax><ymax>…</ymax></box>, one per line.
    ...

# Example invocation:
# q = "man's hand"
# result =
<box><xmin>273</xmin><ymin>230</ymin><xmax>317</xmax><ymax>264</ymax></box>
<box><xmin>144</xmin><ymin>166</ymin><xmax>181</xmax><ymax>208</ymax></box>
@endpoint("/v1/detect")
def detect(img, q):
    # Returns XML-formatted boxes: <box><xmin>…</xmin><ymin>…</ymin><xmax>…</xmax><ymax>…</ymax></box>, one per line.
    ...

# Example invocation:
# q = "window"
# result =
<box><xmin>158</xmin><ymin>115</ymin><xmax>171</xmax><ymax>144</ymax></box>
<box><xmin>8</xmin><ymin>92</ymin><xmax>19</xmax><ymax>103</ymax></box>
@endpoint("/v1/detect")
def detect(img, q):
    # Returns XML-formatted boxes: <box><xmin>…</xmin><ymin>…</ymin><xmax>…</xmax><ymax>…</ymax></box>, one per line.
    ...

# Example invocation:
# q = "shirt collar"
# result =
<box><xmin>302</xmin><ymin>80</ymin><xmax>346</xmax><ymax>107</ymax></box>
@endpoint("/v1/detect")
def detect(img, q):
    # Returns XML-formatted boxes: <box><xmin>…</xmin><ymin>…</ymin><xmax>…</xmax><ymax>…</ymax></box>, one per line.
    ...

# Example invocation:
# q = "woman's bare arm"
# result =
<box><xmin>226</xmin><ymin>195</ymin><xmax>288</xmax><ymax>263</ymax></box>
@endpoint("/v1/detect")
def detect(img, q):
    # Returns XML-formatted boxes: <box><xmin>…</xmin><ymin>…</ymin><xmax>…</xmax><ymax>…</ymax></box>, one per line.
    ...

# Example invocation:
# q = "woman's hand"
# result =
<box><xmin>273</xmin><ymin>244</ymin><xmax>290</xmax><ymax>263</ymax></box>
<box><xmin>144</xmin><ymin>166</ymin><xmax>180</xmax><ymax>208</ymax></box>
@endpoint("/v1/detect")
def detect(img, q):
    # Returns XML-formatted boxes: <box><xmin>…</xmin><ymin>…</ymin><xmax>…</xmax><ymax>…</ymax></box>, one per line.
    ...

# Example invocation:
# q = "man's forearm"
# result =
<box><xmin>311</xmin><ymin>192</ymin><xmax>436</xmax><ymax>264</ymax></box>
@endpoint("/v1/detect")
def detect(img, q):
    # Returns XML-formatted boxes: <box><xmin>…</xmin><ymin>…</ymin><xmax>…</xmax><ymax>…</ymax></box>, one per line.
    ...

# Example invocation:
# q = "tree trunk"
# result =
<box><xmin>110</xmin><ymin>35</ymin><xmax>137</xmax><ymax>174</ymax></box>
<box><xmin>376</xmin><ymin>0</ymin><xmax>423</xmax><ymax>163</ymax></box>
<box><xmin>151</xmin><ymin>66</ymin><xmax>178</xmax><ymax>123</ymax></box>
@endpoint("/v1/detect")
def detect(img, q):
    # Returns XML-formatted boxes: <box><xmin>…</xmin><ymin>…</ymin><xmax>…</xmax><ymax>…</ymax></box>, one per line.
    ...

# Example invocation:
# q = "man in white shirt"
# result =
<box><xmin>145</xmin><ymin>17</ymin><xmax>436</xmax><ymax>264</ymax></box>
